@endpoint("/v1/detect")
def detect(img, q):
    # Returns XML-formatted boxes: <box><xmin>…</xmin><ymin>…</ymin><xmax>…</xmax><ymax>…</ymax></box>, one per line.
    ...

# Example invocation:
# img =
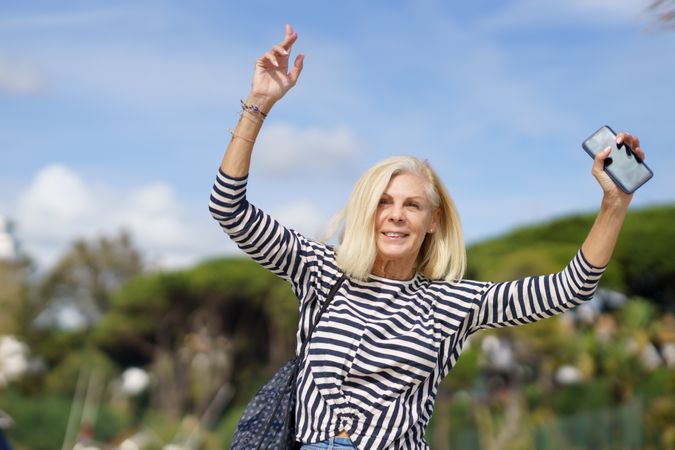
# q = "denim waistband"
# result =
<box><xmin>300</xmin><ymin>435</ymin><xmax>355</xmax><ymax>449</ymax></box>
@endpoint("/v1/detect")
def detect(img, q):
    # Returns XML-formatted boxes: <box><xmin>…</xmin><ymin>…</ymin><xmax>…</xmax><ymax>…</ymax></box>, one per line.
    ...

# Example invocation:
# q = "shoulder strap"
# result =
<box><xmin>299</xmin><ymin>274</ymin><xmax>347</xmax><ymax>357</ymax></box>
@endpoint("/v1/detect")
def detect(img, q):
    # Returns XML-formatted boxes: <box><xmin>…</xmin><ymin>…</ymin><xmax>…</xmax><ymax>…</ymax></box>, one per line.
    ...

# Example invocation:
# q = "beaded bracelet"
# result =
<box><xmin>240</xmin><ymin>99</ymin><xmax>268</xmax><ymax>118</ymax></box>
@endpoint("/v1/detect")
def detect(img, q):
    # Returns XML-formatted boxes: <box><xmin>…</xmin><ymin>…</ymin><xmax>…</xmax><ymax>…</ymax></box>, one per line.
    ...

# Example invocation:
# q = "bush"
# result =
<box><xmin>0</xmin><ymin>389</ymin><xmax>71</xmax><ymax>450</ymax></box>
<box><xmin>0</xmin><ymin>388</ymin><xmax>130</xmax><ymax>450</ymax></box>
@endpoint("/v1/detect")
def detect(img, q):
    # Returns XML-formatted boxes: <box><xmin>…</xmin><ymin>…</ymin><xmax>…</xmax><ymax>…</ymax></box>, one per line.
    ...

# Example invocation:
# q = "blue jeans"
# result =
<box><xmin>300</xmin><ymin>436</ymin><xmax>356</xmax><ymax>449</ymax></box>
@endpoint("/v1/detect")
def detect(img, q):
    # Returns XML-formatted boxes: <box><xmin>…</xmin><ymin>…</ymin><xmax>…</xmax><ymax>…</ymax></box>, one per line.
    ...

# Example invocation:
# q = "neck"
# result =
<box><xmin>371</xmin><ymin>257</ymin><xmax>416</xmax><ymax>281</ymax></box>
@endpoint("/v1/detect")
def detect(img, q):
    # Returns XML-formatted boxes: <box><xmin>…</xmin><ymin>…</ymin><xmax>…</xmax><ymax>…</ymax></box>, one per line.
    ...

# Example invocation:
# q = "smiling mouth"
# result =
<box><xmin>382</xmin><ymin>232</ymin><xmax>409</xmax><ymax>239</ymax></box>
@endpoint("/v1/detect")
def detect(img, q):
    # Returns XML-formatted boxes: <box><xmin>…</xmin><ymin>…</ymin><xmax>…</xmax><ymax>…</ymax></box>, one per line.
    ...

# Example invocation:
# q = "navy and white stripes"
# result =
<box><xmin>209</xmin><ymin>169</ymin><xmax>606</xmax><ymax>449</ymax></box>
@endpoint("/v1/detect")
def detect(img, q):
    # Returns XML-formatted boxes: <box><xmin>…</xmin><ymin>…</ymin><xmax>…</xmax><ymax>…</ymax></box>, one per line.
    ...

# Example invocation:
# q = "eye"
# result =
<box><xmin>406</xmin><ymin>202</ymin><xmax>420</xmax><ymax>209</ymax></box>
<box><xmin>378</xmin><ymin>197</ymin><xmax>390</xmax><ymax>206</ymax></box>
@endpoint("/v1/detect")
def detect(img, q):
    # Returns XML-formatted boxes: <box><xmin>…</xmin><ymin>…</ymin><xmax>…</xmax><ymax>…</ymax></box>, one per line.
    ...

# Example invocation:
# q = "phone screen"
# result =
<box><xmin>582</xmin><ymin>125</ymin><xmax>653</xmax><ymax>194</ymax></box>
<box><xmin>583</xmin><ymin>126</ymin><xmax>615</xmax><ymax>157</ymax></box>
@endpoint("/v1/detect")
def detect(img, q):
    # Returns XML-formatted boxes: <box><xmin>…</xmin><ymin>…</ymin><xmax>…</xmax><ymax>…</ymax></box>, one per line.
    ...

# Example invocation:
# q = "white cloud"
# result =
<box><xmin>0</xmin><ymin>55</ymin><xmax>44</xmax><ymax>94</ymax></box>
<box><xmin>255</xmin><ymin>123</ymin><xmax>363</xmax><ymax>176</ymax></box>
<box><xmin>16</xmin><ymin>165</ymin><xmax>95</xmax><ymax>239</ymax></box>
<box><xmin>118</xmin><ymin>183</ymin><xmax>192</xmax><ymax>250</ymax></box>
<box><xmin>10</xmin><ymin>164</ymin><xmax>339</xmax><ymax>272</ymax></box>
<box><xmin>271</xmin><ymin>200</ymin><xmax>328</xmax><ymax>240</ymax></box>
<box><xmin>13</xmin><ymin>164</ymin><xmax>234</xmax><ymax>270</ymax></box>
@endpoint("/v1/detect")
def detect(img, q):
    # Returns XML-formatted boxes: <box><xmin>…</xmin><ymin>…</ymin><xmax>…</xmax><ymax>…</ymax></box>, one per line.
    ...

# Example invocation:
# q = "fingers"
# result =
<box><xmin>631</xmin><ymin>136</ymin><xmax>645</xmax><ymax>161</ymax></box>
<box><xmin>258</xmin><ymin>47</ymin><xmax>289</xmax><ymax>69</ymax></box>
<box><xmin>289</xmin><ymin>53</ymin><xmax>304</xmax><ymax>85</ymax></box>
<box><xmin>616</xmin><ymin>131</ymin><xmax>638</xmax><ymax>151</ymax></box>
<box><xmin>634</xmin><ymin>146</ymin><xmax>645</xmax><ymax>161</ymax></box>
<box><xmin>593</xmin><ymin>146</ymin><xmax>611</xmax><ymax>172</ymax></box>
<box><xmin>616</xmin><ymin>132</ymin><xmax>632</xmax><ymax>147</ymax></box>
<box><xmin>617</xmin><ymin>131</ymin><xmax>646</xmax><ymax>161</ymax></box>
<box><xmin>281</xmin><ymin>24</ymin><xmax>302</xmax><ymax>84</ymax></box>
<box><xmin>281</xmin><ymin>23</ymin><xmax>298</xmax><ymax>51</ymax></box>
<box><xmin>272</xmin><ymin>45</ymin><xmax>288</xmax><ymax>57</ymax></box>
<box><xmin>258</xmin><ymin>51</ymin><xmax>279</xmax><ymax>68</ymax></box>
<box><xmin>257</xmin><ymin>25</ymin><xmax>299</xmax><ymax>69</ymax></box>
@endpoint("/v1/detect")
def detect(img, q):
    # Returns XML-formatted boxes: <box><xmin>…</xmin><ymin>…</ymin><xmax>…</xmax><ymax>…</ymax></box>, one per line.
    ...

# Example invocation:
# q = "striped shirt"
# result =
<box><xmin>209</xmin><ymin>169</ymin><xmax>606</xmax><ymax>449</ymax></box>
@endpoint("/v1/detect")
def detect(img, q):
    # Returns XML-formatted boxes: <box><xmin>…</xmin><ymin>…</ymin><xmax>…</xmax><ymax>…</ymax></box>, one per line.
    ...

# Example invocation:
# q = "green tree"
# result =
<box><xmin>467</xmin><ymin>205</ymin><xmax>675</xmax><ymax>311</ymax></box>
<box><xmin>33</xmin><ymin>231</ymin><xmax>143</xmax><ymax>327</ymax></box>
<box><xmin>0</xmin><ymin>257</ymin><xmax>32</xmax><ymax>336</ymax></box>
<box><xmin>95</xmin><ymin>257</ymin><xmax>299</xmax><ymax>420</ymax></box>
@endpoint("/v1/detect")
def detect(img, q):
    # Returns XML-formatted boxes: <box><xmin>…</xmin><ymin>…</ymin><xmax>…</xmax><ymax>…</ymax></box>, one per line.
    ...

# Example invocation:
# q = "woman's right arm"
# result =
<box><xmin>210</xmin><ymin>26</ymin><xmax>337</xmax><ymax>297</ymax></box>
<box><xmin>221</xmin><ymin>24</ymin><xmax>304</xmax><ymax>176</ymax></box>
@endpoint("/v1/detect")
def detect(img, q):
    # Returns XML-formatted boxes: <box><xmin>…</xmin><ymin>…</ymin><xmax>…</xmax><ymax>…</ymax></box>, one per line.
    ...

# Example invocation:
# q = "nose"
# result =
<box><xmin>388</xmin><ymin>204</ymin><xmax>405</xmax><ymax>223</ymax></box>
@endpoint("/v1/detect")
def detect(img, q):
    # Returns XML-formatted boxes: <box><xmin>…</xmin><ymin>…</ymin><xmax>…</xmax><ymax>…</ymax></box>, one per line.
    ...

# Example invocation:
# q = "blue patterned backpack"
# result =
<box><xmin>230</xmin><ymin>275</ymin><xmax>346</xmax><ymax>449</ymax></box>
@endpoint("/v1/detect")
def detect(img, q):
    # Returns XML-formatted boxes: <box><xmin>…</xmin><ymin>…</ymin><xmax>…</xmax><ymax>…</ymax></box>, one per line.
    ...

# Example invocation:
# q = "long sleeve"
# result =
<box><xmin>208</xmin><ymin>169</ymin><xmax>332</xmax><ymax>299</ymax></box>
<box><xmin>469</xmin><ymin>249</ymin><xmax>606</xmax><ymax>332</ymax></box>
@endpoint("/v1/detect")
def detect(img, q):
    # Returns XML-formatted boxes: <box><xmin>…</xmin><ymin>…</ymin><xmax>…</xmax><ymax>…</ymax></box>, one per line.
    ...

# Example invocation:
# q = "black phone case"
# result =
<box><xmin>581</xmin><ymin>125</ymin><xmax>653</xmax><ymax>194</ymax></box>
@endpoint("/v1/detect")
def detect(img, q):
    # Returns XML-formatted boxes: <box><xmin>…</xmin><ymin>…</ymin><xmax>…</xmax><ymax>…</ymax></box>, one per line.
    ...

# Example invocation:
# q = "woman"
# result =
<box><xmin>209</xmin><ymin>25</ymin><xmax>646</xmax><ymax>450</ymax></box>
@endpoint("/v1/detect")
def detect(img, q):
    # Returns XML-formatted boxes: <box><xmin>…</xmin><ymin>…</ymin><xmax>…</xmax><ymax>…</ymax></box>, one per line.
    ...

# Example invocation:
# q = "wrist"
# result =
<box><xmin>246</xmin><ymin>93</ymin><xmax>276</xmax><ymax>115</ymax></box>
<box><xmin>600</xmin><ymin>194</ymin><xmax>630</xmax><ymax>214</ymax></box>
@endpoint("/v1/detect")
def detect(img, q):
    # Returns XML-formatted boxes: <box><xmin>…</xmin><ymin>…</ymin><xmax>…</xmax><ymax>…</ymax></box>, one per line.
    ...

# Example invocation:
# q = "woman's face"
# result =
<box><xmin>373</xmin><ymin>172</ymin><xmax>439</xmax><ymax>277</ymax></box>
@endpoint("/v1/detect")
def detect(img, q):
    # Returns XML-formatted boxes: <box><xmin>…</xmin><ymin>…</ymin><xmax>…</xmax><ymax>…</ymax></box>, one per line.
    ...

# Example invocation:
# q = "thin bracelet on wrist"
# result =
<box><xmin>240</xmin><ymin>99</ymin><xmax>268</xmax><ymax>118</ymax></box>
<box><xmin>231</xmin><ymin>133</ymin><xmax>255</xmax><ymax>144</ymax></box>
<box><xmin>226</xmin><ymin>126</ymin><xmax>256</xmax><ymax>144</ymax></box>
<box><xmin>240</xmin><ymin>111</ymin><xmax>264</xmax><ymax>125</ymax></box>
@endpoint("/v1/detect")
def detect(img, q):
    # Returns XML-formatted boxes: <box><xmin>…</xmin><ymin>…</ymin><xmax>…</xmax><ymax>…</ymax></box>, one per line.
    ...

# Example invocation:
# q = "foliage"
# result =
<box><xmin>93</xmin><ymin>256</ymin><xmax>299</xmax><ymax>420</ymax></box>
<box><xmin>467</xmin><ymin>204</ymin><xmax>675</xmax><ymax>311</ymax></box>
<box><xmin>44</xmin><ymin>347</ymin><xmax>119</xmax><ymax>396</ymax></box>
<box><xmin>0</xmin><ymin>388</ymin><xmax>129</xmax><ymax>450</ymax></box>
<box><xmin>5</xmin><ymin>328</ymin><xmax>87</xmax><ymax>396</ymax></box>
<box><xmin>218</xmin><ymin>404</ymin><xmax>246</xmax><ymax>449</ymax></box>
<box><xmin>95</xmin><ymin>257</ymin><xmax>297</xmax><ymax>366</ymax></box>
<box><xmin>94</xmin><ymin>406</ymin><xmax>130</xmax><ymax>443</ymax></box>
<box><xmin>0</xmin><ymin>257</ymin><xmax>33</xmax><ymax>337</ymax></box>
<box><xmin>550</xmin><ymin>379</ymin><xmax>613</xmax><ymax>415</ymax></box>
<box><xmin>0</xmin><ymin>389</ymin><xmax>70</xmax><ymax>450</ymax></box>
<box><xmin>33</xmin><ymin>231</ymin><xmax>143</xmax><ymax>327</ymax></box>
<box><xmin>444</xmin><ymin>343</ymin><xmax>481</xmax><ymax>391</ymax></box>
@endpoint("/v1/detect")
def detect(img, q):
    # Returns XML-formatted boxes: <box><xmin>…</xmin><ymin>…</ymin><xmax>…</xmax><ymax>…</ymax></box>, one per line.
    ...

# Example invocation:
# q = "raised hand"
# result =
<box><xmin>592</xmin><ymin>131</ymin><xmax>646</xmax><ymax>206</ymax></box>
<box><xmin>250</xmin><ymin>24</ymin><xmax>304</xmax><ymax>108</ymax></box>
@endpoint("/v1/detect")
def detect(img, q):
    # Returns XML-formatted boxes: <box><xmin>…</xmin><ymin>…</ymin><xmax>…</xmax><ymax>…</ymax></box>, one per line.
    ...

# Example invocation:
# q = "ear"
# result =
<box><xmin>428</xmin><ymin>208</ymin><xmax>441</xmax><ymax>234</ymax></box>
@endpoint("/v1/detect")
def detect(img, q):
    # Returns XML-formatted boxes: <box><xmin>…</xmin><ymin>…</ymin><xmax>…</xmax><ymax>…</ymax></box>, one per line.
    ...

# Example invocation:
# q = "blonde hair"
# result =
<box><xmin>324</xmin><ymin>156</ymin><xmax>466</xmax><ymax>281</ymax></box>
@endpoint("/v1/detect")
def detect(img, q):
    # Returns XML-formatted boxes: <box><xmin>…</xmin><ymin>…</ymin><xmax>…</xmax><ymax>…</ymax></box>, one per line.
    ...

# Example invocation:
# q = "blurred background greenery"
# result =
<box><xmin>1</xmin><ymin>204</ymin><xmax>674</xmax><ymax>449</ymax></box>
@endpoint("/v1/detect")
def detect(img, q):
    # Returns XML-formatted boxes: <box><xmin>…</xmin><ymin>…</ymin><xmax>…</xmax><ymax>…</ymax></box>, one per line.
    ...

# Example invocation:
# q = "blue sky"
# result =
<box><xmin>1</xmin><ymin>0</ymin><xmax>674</xmax><ymax>270</ymax></box>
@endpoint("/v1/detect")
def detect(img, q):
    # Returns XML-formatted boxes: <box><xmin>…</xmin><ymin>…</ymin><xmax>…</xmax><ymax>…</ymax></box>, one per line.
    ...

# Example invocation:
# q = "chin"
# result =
<box><xmin>377</xmin><ymin>246</ymin><xmax>415</xmax><ymax>261</ymax></box>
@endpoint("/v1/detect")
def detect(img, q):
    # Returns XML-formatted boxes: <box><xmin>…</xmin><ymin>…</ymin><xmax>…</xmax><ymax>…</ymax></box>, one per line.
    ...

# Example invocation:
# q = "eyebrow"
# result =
<box><xmin>380</xmin><ymin>193</ymin><xmax>426</xmax><ymax>201</ymax></box>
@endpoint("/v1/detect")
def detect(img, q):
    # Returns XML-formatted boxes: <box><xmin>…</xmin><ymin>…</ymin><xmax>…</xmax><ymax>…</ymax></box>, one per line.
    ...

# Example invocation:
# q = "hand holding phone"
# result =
<box><xmin>582</xmin><ymin>125</ymin><xmax>653</xmax><ymax>194</ymax></box>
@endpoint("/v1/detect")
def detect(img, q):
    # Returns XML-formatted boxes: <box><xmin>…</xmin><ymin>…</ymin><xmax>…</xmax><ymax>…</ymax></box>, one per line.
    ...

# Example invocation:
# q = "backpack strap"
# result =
<box><xmin>299</xmin><ymin>274</ymin><xmax>347</xmax><ymax>357</ymax></box>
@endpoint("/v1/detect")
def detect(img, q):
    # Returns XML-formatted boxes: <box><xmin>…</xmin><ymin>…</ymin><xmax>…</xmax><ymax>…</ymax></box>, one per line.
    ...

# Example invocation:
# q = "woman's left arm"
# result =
<box><xmin>581</xmin><ymin>132</ymin><xmax>645</xmax><ymax>267</ymax></box>
<box><xmin>468</xmin><ymin>132</ymin><xmax>646</xmax><ymax>332</ymax></box>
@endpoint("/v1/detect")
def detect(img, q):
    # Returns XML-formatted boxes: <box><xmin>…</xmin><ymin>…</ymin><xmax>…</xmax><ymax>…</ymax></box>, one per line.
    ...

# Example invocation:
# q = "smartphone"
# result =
<box><xmin>582</xmin><ymin>125</ymin><xmax>653</xmax><ymax>194</ymax></box>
